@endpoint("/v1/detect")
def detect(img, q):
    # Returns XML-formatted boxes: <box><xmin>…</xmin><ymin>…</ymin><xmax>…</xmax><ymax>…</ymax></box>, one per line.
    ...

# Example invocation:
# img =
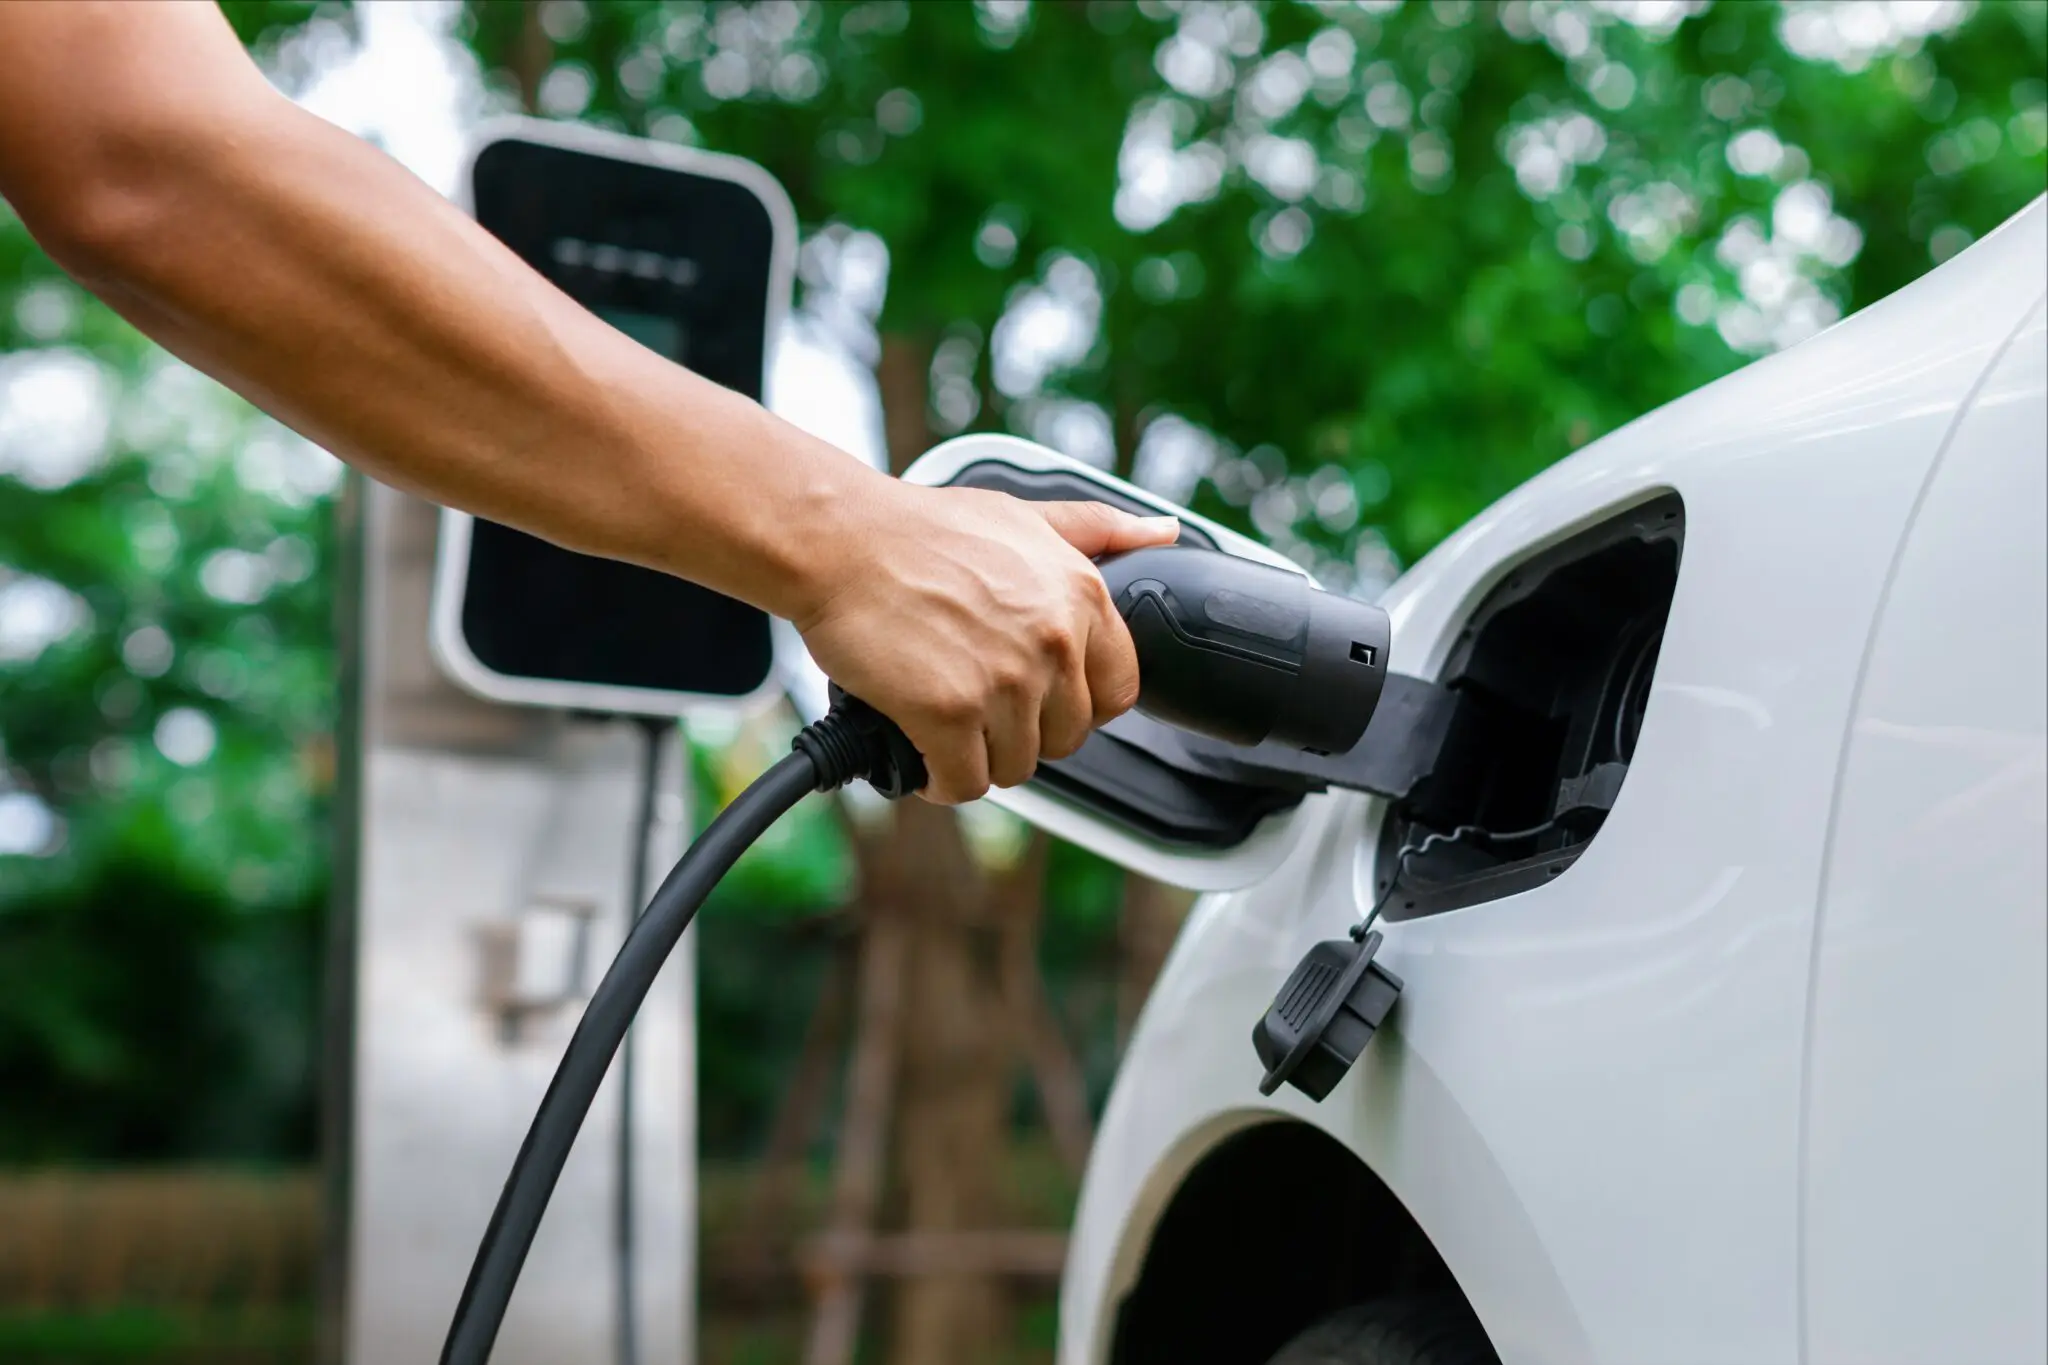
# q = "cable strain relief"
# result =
<box><xmin>791</xmin><ymin>712</ymin><xmax>861</xmax><ymax>790</ymax></box>
<box><xmin>792</xmin><ymin>688</ymin><xmax>927</xmax><ymax>799</ymax></box>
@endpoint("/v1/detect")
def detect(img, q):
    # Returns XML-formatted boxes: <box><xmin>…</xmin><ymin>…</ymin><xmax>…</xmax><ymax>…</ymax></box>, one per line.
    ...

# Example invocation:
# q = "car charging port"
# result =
<box><xmin>1372</xmin><ymin>493</ymin><xmax>1684</xmax><ymax>921</ymax></box>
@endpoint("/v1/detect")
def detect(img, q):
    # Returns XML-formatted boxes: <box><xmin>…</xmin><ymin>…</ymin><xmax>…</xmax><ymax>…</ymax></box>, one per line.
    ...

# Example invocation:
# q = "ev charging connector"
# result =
<box><xmin>444</xmin><ymin>541</ymin><xmax>1417</xmax><ymax>1362</ymax></box>
<box><xmin>1100</xmin><ymin>545</ymin><xmax>1389</xmax><ymax>754</ymax></box>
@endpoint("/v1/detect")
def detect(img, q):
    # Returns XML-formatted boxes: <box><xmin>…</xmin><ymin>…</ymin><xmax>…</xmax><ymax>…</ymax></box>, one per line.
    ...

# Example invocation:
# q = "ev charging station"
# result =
<box><xmin>328</xmin><ymin>120</ymin><xmax>795</xmax><ymax>1365</ymax></box>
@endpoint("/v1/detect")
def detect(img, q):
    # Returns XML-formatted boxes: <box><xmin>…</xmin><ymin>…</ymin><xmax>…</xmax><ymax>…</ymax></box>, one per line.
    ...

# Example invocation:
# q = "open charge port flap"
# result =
<box><xmin>942</xmin><ymin>456</ymin><xmax>1669</xmax><ymax>861</ymax></box>
<box><xmin>1375</xmin><ymin>493</ymin><xmax>1684</xmax><ymax>920</ymax></box>
<box><xmin>1034</xmin><ymin>737</ymin><xmax>1304</xmax><ymax>849</ymax></box>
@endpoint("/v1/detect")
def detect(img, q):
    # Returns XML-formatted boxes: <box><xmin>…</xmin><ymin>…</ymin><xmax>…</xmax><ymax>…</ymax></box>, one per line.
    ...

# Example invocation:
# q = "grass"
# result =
<box><xmin>0</xmin><ymin>1144</ymin><xmax>1079</xmax><ymax>1364</ymax></box>
<box><xmin>0</xmin><ymin>1305</ymin><xmax>314</xmax><ymax>1365</ymax></box>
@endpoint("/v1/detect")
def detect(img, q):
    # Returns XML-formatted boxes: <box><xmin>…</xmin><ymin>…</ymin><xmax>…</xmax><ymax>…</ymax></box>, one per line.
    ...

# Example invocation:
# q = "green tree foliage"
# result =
<box><xmin>472</xmin><ymin>0</ymin><xmax>2044</xmax><ymax>1165</ymax></box>
<box><xmin>466</xmin><ymin>0</ymin><xmax>2045</xmax><ymax>577</ymax></box>
<box><xmin>0</xmin><ymin>0</ymin><xmax>2042</xmax><ymax>1165</ymax></box>
<box><xmin>0</xmin><ymin>1</ymin><xmax>342</xmax><ymax>1160</ymax></box>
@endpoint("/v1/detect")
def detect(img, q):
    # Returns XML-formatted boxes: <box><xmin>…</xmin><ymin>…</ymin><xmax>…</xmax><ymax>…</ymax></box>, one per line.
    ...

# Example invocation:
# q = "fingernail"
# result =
<box><xmin>1142</xmin><ymin>516</ymin><xmax>1181</xmax><ymax>538</ymax></box>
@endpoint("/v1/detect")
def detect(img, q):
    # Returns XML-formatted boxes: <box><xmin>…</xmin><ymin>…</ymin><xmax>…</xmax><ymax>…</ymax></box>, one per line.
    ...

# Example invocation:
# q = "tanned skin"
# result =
<box><xmin>0</xmin><ymin>0</ymin><xmax>1178</xmax><ymax>803</ymax></box>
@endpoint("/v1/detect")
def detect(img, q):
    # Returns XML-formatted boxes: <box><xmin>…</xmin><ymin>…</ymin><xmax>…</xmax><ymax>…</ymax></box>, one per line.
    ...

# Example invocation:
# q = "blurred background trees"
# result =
<box><xmin>0</xmin><ymin>0</ymin><xmax>338</xmax><ymax>1165</ymax></box>
<box><xmin>1</xmin><ymin>1</ymin><xmax>2042</xmax><ymax>1361</ymax></box>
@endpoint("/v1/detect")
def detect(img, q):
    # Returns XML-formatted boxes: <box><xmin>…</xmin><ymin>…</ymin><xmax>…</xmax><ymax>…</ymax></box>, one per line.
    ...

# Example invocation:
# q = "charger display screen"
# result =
<box><xmin>453</xmin><ymin>138</ymin><xmax>778</xmax><ymax>705</ymax></box>
<box><xmin>596</xmin><ymin>308</ymin><xmax>686</xmax><ymax>365</ymax></box>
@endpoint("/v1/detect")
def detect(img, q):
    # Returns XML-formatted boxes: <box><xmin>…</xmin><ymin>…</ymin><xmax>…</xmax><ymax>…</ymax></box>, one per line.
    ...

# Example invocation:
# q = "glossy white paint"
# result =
<box><xmin>1046</xmin><ymin>197</ymin><xmax>2048</xmax><ymax>1365</ymax></box>
<box><xmin>1802</xmin><ymin>297</ymin><xmax>2047</xmax><ymax>1365</ymax></box>
<box><xmin>899</xmin><ymin>433</ymin><xmax>1324</xmax><ymax>891</ymax></box>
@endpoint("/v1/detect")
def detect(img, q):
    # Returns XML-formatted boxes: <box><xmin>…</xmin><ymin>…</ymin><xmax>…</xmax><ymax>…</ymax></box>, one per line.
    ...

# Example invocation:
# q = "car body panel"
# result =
<box><xmin>1802</xmin><ymin>296</ymin><xmax>2047</xmax><ymax>1364</ymax></box>
<box><xmin>1055</xmin><ymin>198</ymin><xmax>2048</xmax><ymax>1365</ymax></box>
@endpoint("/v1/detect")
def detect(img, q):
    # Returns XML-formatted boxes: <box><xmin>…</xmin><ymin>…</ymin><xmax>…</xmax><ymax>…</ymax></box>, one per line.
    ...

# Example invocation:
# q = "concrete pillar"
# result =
<box><xmin>327</xmin><ymin>477</ymin><xmax>693</xmax><ymax>1365</ymax></box>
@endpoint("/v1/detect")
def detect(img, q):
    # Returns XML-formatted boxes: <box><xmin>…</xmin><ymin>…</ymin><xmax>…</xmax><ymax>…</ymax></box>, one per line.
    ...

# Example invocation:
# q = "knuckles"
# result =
<box><xmin>1031</xmin><ymin>614</ymin><xmax>1081</xmax><ymax>664</ymax></box>
<box><xmin>925</xmin><ymin>685</ymin><xmax>983</xmax><ymax>728</ymax></box>
<box><xmin>1096</xmin><ymin>672</ymin><xmax>1141</xmax><ymax>721</ymax></box>
<box><xmin>1040</xmin><ymin>724</ymin><xmax>1088</xmax><ymax>761</ymax></box>
<box><xmin>988</xmin><ymin>660</ymin><xmax>1035</xmax><ymax>699</ymax></box>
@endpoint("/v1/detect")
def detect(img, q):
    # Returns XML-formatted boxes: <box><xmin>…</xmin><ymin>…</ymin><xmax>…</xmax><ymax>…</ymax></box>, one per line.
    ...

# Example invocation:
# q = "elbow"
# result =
<box><xmin>27</xmin><ymin>155</ymin><xmax>181</xmax><ymax>292</ymax></box>
<box><xmin>34</xmin><ymin>199</ymin><xmax>138</xmax><ymax>291</ymax></box>
<box><xmin>15</xmin><ymin>97</ymin><xmax>250</xmax><ymax>295</ymax></box>
<box><xmin>0</xmin><ymin>6</ymin><xmax>282</xmax><ymax>295</ymax></box>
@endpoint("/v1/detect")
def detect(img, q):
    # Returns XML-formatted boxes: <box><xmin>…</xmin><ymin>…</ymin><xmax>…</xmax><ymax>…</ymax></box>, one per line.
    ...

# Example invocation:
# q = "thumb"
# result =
<box><xmin>1035</xmin><ymin>500</ymin><xmax>1181</xmax><ymax>557</ymax></box>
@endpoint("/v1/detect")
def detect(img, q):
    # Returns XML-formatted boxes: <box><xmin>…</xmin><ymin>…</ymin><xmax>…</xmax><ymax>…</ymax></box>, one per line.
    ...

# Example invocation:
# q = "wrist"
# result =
<box><xmin>637</xmin><ymin>390</ymin><xmax>892</xmax><ymax>624</ymax></box>
<box><xmin>764</xmin><ymin>437</ymin><xmax>898</xmax><ymax>625</ymax></box>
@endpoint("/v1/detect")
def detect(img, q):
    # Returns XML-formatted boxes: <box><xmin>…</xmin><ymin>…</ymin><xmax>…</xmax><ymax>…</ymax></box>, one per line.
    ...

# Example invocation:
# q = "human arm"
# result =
<box><xmin>0</xmin><ymin>0</ymin><xmax>1176</xmax><ymax>802</ymax></box>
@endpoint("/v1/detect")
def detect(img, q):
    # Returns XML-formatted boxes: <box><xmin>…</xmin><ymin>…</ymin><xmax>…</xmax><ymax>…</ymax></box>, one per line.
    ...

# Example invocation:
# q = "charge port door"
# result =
<box><xmin>1368</xmin><ymin>494</ymin><xmax>1684</xmax><ymax>920</ymax></box>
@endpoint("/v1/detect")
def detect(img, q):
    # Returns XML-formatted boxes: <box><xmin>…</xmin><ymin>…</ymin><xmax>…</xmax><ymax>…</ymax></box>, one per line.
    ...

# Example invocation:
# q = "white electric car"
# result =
<box><xmin>898</xmin><ymin>195</ymin><xmax>2047</xmax><ymax>1365</ymax></box>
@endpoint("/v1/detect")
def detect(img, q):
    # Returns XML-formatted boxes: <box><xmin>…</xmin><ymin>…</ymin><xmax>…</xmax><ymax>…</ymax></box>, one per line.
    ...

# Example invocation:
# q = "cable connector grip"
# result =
<box><xmin>792</xmin><ymin>686</ymin><xmax>928</xmax><ymax>797</ymax></box>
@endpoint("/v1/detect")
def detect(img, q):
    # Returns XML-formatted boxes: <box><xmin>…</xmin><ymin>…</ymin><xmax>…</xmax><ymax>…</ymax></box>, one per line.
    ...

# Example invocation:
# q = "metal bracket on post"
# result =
<box><xmin>473</xmin><ymin>893</ymin><xmax>598</xmax><ymax>1046</ymax></box>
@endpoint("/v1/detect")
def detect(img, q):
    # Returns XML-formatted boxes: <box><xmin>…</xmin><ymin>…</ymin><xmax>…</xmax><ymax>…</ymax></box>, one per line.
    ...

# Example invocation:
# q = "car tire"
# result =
<box><xmin>1264</xmin><ymin>1295</ymin><xmax>1499</xmax><ymax>1365</ymax></box>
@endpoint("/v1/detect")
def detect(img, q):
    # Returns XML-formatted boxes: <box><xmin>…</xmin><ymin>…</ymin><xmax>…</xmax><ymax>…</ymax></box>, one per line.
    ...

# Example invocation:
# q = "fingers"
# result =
<box><xmin>1080</xmin><ymin>579</ymin><xmax>1143</xmax><ymax>726</ymax></box>
<box><xmin>1034</xmin><ymin>500</ymin><xmax>1180</xmax><ymax>558</ymax></box>
<box><xmin>984</xmin><ymin>682</ymin><xmax>1042</xmax><ymax>789</ymax></box>
<box><xmin>800</xmin><ymin>489</ymin><xmax>1178</xmax><ymax>804</ymax></box>
<box><xmin>916</xmin><ymin>723</ymin><xmax>992</xmax><ymax>806</ymax></box>
<box><xmin>1038</xmin><ymin>639</ymin><xmax>1093</xmax><ymax>759</ymax></box>
<box><xmin>1033</xmin><ymin>502</ymin><xmax>1167</xmax><ymax>730</ymax></box>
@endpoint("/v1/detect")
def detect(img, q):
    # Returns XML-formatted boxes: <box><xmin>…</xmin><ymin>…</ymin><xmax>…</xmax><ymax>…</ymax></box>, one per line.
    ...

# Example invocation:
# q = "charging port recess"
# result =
<box><xmin>1372</xmin><ymin>493</ymin><xmax>1685</xmax><ymax>920</ymax></box>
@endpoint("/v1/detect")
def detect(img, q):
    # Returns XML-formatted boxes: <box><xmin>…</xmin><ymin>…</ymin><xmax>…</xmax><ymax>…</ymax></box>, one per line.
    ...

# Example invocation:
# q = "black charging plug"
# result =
<box><xmin>1098</xmin><ymin>545</ymin><xmax>1390</xmax><ymax>756</ymax></box>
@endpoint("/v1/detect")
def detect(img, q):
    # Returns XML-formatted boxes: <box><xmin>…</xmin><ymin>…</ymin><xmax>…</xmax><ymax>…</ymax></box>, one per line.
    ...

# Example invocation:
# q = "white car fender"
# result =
<box><xmin>1059</xmin><ymin>196</ymin><xmax>2048</xmax><ymax>1365</ymax></box>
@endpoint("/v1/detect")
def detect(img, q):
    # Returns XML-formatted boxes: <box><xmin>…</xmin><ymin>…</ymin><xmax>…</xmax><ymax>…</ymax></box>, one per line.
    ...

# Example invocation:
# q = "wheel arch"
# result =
<box><xmin>1106</xmin><ymin>1117</ymin><xmax>1478</xmax><ymax>1365</ymax></box>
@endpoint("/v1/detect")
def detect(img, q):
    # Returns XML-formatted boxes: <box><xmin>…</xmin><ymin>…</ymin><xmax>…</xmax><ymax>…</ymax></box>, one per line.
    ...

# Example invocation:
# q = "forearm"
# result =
<box><xmin>0</xmin><ymin>4</ymin><xmax>874</xmax><ymax>620</ymax></box>
<box><xmin>67</xmin><ymin>109</ymin><xmax>873</xmax><ymax>618</ymax></box>
<box><xmin>0</xmin><ymin>1</ymin><xmax>1181</xmax><ymax>803</ymax></box>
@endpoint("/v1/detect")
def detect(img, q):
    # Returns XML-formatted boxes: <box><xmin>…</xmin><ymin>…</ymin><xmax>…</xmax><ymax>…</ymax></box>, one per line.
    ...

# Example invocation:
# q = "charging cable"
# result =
<box><xmin>611</xmin><ymin>717</ymin><xmax>667</xmax><ymax>1365</ymax></box>
<box><xmin>1355</xmin><ymin>817</ymin><xmax>1558</xmax><ymax>937</ymax></box>
<box><xmin>439</xmin><ymin>692</ymin><xmax>924</xmax><ymax>1365</ymax></box>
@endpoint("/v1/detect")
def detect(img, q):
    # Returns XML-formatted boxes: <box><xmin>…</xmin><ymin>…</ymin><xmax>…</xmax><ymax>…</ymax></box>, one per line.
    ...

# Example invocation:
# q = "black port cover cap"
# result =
<box><xmin>1252</xmin><ymin>931</ymin><xmax>1403</xmax><ymax>1102</ymax></box>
